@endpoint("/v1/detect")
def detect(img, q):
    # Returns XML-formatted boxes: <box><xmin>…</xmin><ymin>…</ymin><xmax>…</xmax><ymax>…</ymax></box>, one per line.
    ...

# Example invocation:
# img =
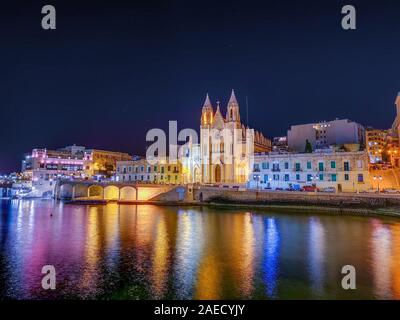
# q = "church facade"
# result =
<box><xmin>182</xmin><ymin>90</ymin><xmax>271</xmax><ymax>184</ymax></box>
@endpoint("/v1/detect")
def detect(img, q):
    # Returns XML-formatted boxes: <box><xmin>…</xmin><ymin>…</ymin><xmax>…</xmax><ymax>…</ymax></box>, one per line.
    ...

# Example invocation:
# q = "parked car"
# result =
<box><xmin>303</xmin><ymin>185</ymin><xmax>318</xmax><ymax>192</ymax></box>
<box><xmin>321</xmin><ymin>187</ymin><xmax>336</xmax><ymax>193</ymax></box>
<box><xmin>383</xmin><ymin>188</ymin><xmax>400</xmax><ymax>194</ymax></box>
<box><xmin>362</xmin><ymin>189</ymin><xmax>379</xmax><ymax>194</ymax></box>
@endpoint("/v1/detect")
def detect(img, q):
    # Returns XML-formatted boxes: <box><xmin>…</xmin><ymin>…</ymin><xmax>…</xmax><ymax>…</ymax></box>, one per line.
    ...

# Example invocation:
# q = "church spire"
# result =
<box><xmin>226</xmin><ymin>89</ymin><xmax>240</xmax><ymax>123</ymax></box>
<box><xmin>212</xmin><ymin>101</ymin><xmax>225</xmax><ymax>130</ymax></box>
<box><xmin>203</xmin><ymin>93</ymin><xmax>212</xmax><ymax>109</ymax></box>
<box><xmin>229</xmin><ymin>89</ymin><xmax>238</xmax><ymax>104</ymax></box>
<box><xmin>201</xmin><ymin>93</ymin><xmax>214</xmax><ymax>127</ymax></box>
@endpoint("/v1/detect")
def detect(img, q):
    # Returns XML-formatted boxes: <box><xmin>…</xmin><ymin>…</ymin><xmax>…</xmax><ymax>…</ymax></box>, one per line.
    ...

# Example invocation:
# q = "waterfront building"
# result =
<box><xmin>183</xmin><ymin>90</ymin><xmax>272</xmax><ymax>184</ymax></box>
<box><xmin>84</xmin><ymin>148</ymin><xmax>132</xmax><ymax>177</ymax></box>
<box><xmin>386</xmin><ymin>134</ymin><xmax>400</xmax><ymax>168</ymax></box>
<box><xmin>287</xmin><ymin>119</ymin><xmax>365</xmax><ymax>153</ymax></box>
<box><xmin>365</xmin><ymin>128</ymin><xmax>388</xmax><ymax>164</ymax></box>
<box><xmin>392</xmin><ymin>92</ymin><xmax>400</xmax><ymax>140</ymax></box>
<box><xmin>22</xmin><ymin>145</ymin><xmax>131</xmax><ymax>180</ymax></box>
<box><xmin>116</xmin><ymin>157</ymin><xmax>183</xmax><ymax>184</ymax></box>
<box><xmin>21</xmin><ymin>145</ymin><xmax>131</xmax><ymax>197</ymax></box>
<box><xmin>248</xmin><ymin>150</ymin><xmax>371</xmax><ymax>192</ymax></box>
<box><xmin>272</xmin><ymin>136</ymin><xmax>289</xmax><ymax>152</ymax></box>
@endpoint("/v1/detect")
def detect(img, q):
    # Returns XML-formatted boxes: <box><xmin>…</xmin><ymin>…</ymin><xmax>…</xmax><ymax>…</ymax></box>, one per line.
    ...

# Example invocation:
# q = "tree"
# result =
<box><xmin>305</xmin><ymin>139</ymin><xmax>313</xmax><ymax>153</ymax></box>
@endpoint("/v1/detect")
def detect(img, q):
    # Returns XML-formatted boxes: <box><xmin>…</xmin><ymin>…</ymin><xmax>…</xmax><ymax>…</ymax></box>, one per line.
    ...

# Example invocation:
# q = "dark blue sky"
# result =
<box><xmin>1</xmin><ymin>0</ymin><xmax>400</xmax><ymax>173</ymax></box>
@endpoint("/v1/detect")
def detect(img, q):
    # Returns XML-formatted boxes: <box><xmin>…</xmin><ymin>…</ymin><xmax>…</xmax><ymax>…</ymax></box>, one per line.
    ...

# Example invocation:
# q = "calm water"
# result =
<box><xmin>1</xmin><ymin>199</ymin><xmax>400</xmax><ymax>300</ymax></box>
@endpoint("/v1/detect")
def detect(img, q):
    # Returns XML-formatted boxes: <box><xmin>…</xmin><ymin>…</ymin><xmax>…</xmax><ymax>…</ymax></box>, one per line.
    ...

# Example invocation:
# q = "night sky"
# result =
<box><xmin>1</xmin><ymin>0</ymin><xmax>400</xmax><ymax>173</ymax></box>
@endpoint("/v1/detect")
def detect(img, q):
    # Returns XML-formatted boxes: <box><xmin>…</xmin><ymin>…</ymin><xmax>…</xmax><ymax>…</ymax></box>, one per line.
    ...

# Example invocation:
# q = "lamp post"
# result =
<box><xmin>310</xmin><ymin>175</ymin><xmax>319</xmax><ymax>193</ymax></box>
<box><xmin>253</xmin><ymin>174</ymin><xmax>260</xmax><ymax>190</ymax></box>
<box><xmin>373</xmin><ymin>175</ymin><xmax>383</xmax><ymax>193</ymax></box>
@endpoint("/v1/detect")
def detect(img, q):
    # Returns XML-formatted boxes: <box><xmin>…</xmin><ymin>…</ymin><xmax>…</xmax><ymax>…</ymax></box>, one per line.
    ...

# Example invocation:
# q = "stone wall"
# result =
<box><xmin>193</xmin><ymin>186</ymin><xmax>400</xmax><ymax>209</ymax></box>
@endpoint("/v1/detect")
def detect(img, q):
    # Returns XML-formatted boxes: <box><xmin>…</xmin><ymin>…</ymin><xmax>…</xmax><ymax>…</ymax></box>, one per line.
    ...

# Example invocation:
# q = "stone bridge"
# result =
<box><xmin>54</xmin><ymin>180</ymin><xmax>181</xmax><ymax>202</ymax></box>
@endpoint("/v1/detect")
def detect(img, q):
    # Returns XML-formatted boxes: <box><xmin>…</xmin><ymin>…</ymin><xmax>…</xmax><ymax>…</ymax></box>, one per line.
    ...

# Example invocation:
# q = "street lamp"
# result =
<box><xmin>373</xmin><ymin>175</ymin><xmax>383</xmax><ymax>193</ymax></box>
<box><xmin>253</xmin><ymin>174</ymin><xmax>260</xmax><ymax>190</ymax></box>
<box><xmin>310</xmin><ymin>174</ymin><xmax>319</xmax><ymax>193</ymax></box>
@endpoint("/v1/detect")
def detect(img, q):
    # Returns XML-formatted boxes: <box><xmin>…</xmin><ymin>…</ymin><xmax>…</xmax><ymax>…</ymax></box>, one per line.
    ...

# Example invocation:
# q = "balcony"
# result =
<box><xmin>272</xmin><ymin>168</ymin><xmax>281</xmax><ymax>172</ymax></box>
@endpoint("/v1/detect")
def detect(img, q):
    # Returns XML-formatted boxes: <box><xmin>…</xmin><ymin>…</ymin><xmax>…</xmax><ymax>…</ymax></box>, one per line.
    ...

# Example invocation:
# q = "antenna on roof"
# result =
<box><xmin>246</xmin><ymin>95</ymin><xmax>249</xmax><ymax>126</ymax></box>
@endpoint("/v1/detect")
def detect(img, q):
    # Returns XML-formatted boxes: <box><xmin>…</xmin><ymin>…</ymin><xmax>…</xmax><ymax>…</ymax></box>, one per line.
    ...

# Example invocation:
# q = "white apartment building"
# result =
<box><xmin>248</xmin><ymin>150</ymin><xmax>371</xmax><ymax>192</ymax></box>
<box><xmin>116</xmin><ymin>158</ymin><xmax>182</xmax><ymax>184</ymax></box>
<box><xmin>287</xmin><ymin>119</ymin><xmax>365</xmax><ymax>152</ymax></box>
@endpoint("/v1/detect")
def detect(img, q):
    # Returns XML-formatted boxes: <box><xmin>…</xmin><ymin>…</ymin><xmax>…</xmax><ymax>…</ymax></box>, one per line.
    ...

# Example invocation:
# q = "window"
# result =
<box><xmin>284</xmin><ymin>174</ymin><xmax>289</xmax><ymax>181</ymax></box>
<box><xmin>307</xmin><ymin>162</ymin><xmax>312</xmax><ymax>169</ymax></box>
<box><xmin>318</xmin><ymin>162</ymin><xmax>324</xmax><ymax>171</ymax></box>
<box><xmin>357</xmin><ymin>160</ymin><xmax>363</xmax><ymax>169</ymax></box>
<box><xmin>358</xmin><ymin>174</ymin><xmax>364</xmax><ymax>182</ymax></box>
<box><xmin>331</xmin><ymin>161</ymin><xmax>336</xmax><ymax>169</ymax></box>
<box><xmin>307</xmin><ymin>174</ymin><xmax>312</xmax><ymax>182</ymax></box>
<box><xmin>344</xmin><ymin>174</ymin><xmax>349</xmax><ymax>181</ymax></box>
<box><xmin>296</xmin><ymin>174</ymin><xmax>300</xmax><ymax>180</ymax></box>
<box><xmin>295</xmin><ymin>163</ymin><xmax>301</xmax><ymax>171</ymax></box>
<box><xmin>141</xmin><ymin>175</ymin><xmax>144</xmax><ymax>181</ymax></box>
<box><xmin>254</xmin><ymin>164</ymin><xmax>260</xmax><ymax>171</ymax></box>
<box><xmin>161</xmin><ymin>167</ymin><xmax>164</xmax><ymax>174</ymax></box>
<box><xmin>273</xmin><ymin>163</ymin><xmax>280</xmax><ymax>171</ymax></box>
<box><xmin>262</xmin><ymin>162</ymin><xmax>269</xmax><ymax>170</ymax></box>
<box><xmin>263</xmin><ymin>174</ymin><xmax>269</xmax><ymax>183</ymax></box>
<box><xmin>319</xmin><ymin>174</ymin><xmax>324</xmax><ymax>181</ymax></box>
<box><xmin>344</xmin><ymin>161</ymin><xmax>350</xmax><ymax>171</ymax></box>
<box><xmin>140</xmin><ymin>166</ymin><xmax>144</xmax><ymax>172</ymax></box>
<box><xmin>331</xmin><ymin>174</ymin><xmax>337</xmax><ymax>182</ymax></box>
<box><xmin>284</xmin><ymin>162</ymin><xmax>289</xmax><ymax>170</ymax></box>
<box><xmin>273</xmin><ymin>174</ymin><xmax>279</xmax><ymax>181</ymax></box>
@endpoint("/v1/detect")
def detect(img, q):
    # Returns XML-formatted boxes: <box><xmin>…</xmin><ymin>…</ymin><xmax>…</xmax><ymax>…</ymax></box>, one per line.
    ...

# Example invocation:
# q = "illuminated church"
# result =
<box><xmin>183</xmin><ymin>90</ymin><xmax>271</xmax><ymax>184</ymax></box>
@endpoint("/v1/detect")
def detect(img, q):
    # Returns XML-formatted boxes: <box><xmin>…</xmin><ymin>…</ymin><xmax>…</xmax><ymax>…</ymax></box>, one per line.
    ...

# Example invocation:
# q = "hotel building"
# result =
<box><xmin>287</xmin><ymin>119</ymin><xmax>365</xmax><ymax>152</ymax></box>
<box><xmin>21</xmin><ymin>145</ymin><xmax>132</xmax><ymax>197</ymax></box>
<box><xmin>248</xmin><ymin>150</ymin><xmax>371</xmax><ymax>192</ymax></box>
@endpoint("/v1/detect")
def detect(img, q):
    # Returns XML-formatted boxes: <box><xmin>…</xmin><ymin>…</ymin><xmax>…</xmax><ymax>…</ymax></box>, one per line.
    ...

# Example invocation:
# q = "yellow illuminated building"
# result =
<box><xmin>116</xmin><ymin>157</ymin><xmax>183</xmax><ymax>184</ymax></box>
<box><xmin>84</xmin><ymin>149</ymin><xmax>132</xmax><ymax>178</ymax></box>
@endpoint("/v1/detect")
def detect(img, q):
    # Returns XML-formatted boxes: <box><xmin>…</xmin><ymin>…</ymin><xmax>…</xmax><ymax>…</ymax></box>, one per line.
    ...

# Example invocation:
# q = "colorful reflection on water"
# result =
<box><xmin>1</xmin><ymin>200</ymin><xmax>400</xmax><ymax>299</ymax></box>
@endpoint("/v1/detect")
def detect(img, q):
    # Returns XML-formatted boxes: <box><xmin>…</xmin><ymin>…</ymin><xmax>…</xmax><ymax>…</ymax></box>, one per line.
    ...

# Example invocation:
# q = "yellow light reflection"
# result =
<box><xmin>391</xmin><ymin>224</ymin><xmax>400</xmax><ymax>298</ymax></box>
<box><xmin>151</xmin><ymin>217</ymin><xmax>169</xmax><ymax>299</ymax></box>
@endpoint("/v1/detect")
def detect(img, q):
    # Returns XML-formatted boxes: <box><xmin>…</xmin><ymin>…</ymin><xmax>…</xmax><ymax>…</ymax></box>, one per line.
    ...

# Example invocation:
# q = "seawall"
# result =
<box><xmin>192</xmin><ymin>187</ymin><xmax>400</xmax><ymax>216</ymax></box>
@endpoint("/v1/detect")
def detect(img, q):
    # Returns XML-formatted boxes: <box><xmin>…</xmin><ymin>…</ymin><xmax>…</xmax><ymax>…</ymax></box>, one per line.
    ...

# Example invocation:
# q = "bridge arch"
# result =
<box><xmin>120</xmin><ymin>186</ymin><xmax>137</xmax><ymax>201</ymax></box>
<box><xmin>88</xmin><ymin>185</ymin><xmax>104</xmax><ymax>198</ymax></box>
<box><xmin>73</xmin><ymin>184</ymin><xmax>89</xmax><ymax>199</ymax></box>
<box><xmin>104</xmin><ymin>185</ymin><xmax>120</xmax><ymax>200</ymax></box>
<box><xmin>59</xmin><ymin>183</ymin><xmax>73</xmax><ymax>199</ymax></box>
